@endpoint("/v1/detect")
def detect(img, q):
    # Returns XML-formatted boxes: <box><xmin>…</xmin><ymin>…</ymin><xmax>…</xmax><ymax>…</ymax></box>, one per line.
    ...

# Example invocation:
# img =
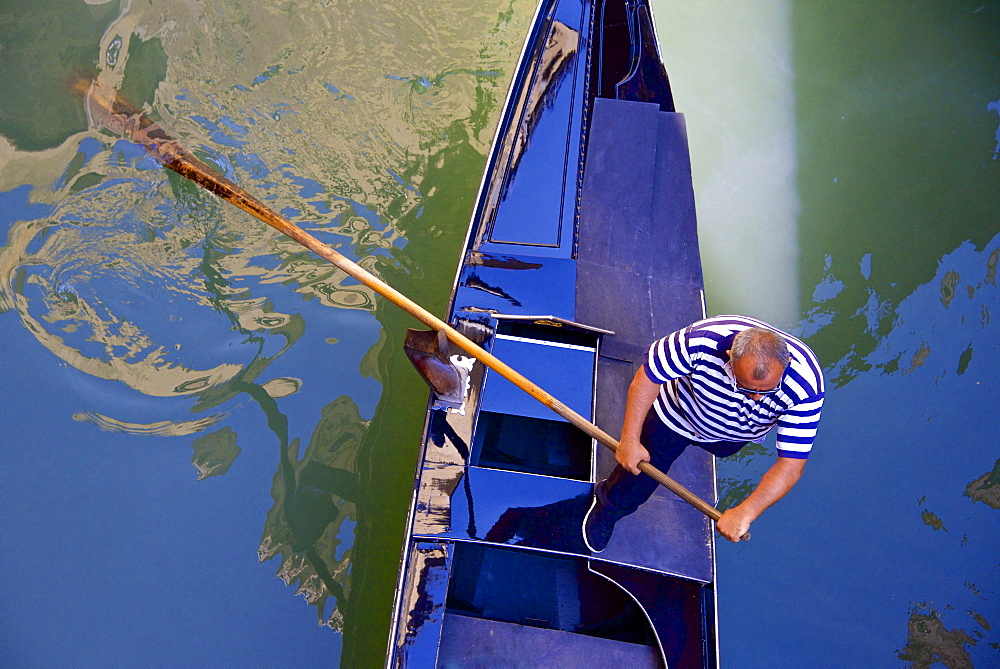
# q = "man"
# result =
<box><xmin>583</xmin><ymin>315</ymin><xmax>824</xmax><ymax>552</ymax></box>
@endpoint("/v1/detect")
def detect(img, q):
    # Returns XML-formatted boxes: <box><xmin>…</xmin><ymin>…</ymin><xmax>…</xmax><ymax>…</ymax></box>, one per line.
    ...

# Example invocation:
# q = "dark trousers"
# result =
<box><xmin>595</xmin><ymin>409</ymin><xmax>747</xmax><ymax>522</ymax></box>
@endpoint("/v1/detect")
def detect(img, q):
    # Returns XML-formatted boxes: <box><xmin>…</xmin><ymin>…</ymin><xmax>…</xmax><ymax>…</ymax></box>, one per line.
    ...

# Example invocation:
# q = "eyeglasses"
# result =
<box><xmin>734</xmin><ymin>382</ymin><xmax>780</xmax><ymax>396</ymax></box>
<box><xmin>724</xmin><ymin>362</ymin><xmax>782</xmax><ymax>396</ymax></box>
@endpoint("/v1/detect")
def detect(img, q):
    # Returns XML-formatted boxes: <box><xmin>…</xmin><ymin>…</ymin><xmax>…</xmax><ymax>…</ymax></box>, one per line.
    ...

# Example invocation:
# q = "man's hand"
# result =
<box><xmin>715</xmin><ymin>506</ymin><xmax>752</xmax><ymax>542</ymax></box>
<box><xmin>616</xmin><ymin>436</ymin><xmax>650</xmax><ymax>475</ymax></box>
<box><xmin>716</xmin><ymin>457</ymin><xmax>806</xmax><ymax>542</ymax></box>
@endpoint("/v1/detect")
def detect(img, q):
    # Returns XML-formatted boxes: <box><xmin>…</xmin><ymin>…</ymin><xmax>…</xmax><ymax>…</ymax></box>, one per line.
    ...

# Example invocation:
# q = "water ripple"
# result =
<box><xmin>72</xmin><ymin>410</ymin><xmax>227</xmax><ymax>436</ymax></box>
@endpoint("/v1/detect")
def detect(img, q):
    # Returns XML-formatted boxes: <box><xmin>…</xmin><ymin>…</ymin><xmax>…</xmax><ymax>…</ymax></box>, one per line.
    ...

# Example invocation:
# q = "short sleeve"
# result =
<box><xmin>643</xmin><ymin>327</ymin><xmax>695</xmax><ymax>383</ymax></box>
<box><xmin>775</xmin><ymin>394</ymin><xmax>824</xmax><ymax>458</ymax></box>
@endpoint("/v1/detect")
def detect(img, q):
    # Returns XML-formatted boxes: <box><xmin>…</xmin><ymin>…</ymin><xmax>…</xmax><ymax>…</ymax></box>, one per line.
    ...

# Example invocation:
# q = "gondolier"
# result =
<box><xmin>584</xmin><ymin>315</ymin><xmax>825</xmax><ymax>552</ymax></box>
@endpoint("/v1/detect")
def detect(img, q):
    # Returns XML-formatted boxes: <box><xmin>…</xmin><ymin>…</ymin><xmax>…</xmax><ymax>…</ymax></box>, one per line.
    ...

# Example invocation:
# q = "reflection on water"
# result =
<box><xmin>898</xmin><ymin>605</ymin><xmax>982</xmax><ymax>668</ymax></box>
<box><xmin>73</xmin><ymin>409</ymin><xmax>227</xmax><ymax>436</ymax></box>
<box><xmin>966</xmin><ymin>458</ymin><xmax>1000</xmax><ymax>509</ymax></box>
<box><xmin>0</xmin><ymin>0</ymin><xmax>534</xmax><ymax>664</ymax></box>
<box><xmin>191</xmin><ymin>425</ymin><xmax>241</xmax><ymax>479</ymax></box>
<box><xmin>254</xmin><ymin>389</ymin><xmax>367</xmax><ymax>631</ymax></box>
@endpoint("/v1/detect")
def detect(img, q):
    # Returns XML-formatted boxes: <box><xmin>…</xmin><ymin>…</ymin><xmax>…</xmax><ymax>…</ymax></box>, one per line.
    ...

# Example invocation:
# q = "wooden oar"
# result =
<box><xmin>87</xmin><ymin>82</ymin><xmax>741</xmax><ymax>537</ymax></box>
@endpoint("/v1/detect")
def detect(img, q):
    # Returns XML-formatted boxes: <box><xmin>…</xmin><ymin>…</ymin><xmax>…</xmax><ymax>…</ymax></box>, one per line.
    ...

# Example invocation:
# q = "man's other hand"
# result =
<box><xmin>616</xmin><ymin>437</ymin><xmax>650</xmax><ymax>475</ymax></box>
<box><xmin>715</xmin><ymin>507</ymin><xmax>752</xmax><ymax>542</ymax></box>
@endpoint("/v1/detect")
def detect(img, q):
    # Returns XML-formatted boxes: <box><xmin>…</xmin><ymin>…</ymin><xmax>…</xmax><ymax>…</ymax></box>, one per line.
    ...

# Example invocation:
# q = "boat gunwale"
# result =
<box><xmin>384</xmin><ymin>1</ymin><xmax>559</xmax><ymax>659</ymax></box>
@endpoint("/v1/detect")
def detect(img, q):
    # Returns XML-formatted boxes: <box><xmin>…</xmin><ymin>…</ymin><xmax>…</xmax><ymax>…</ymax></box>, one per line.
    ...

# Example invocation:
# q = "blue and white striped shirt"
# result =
<box><xmin>643</xmin><ymin>315</ymin><xmax>825</xmax><ymax>458</ymax></box>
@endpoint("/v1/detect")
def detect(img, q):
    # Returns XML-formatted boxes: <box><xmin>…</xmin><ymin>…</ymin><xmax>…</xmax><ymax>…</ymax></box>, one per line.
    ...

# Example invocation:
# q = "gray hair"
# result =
<box><xmin>731</xmin><ymin>327</ymin><xmax>790</xmax><ymax>380</ymax></box>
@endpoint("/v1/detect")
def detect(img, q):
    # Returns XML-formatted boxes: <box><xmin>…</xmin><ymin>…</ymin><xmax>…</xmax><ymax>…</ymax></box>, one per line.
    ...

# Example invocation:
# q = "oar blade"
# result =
<box><xmin>403</xmin><ymin>329</ymin><xmax>470</xmax><ymax>411</ymax></box>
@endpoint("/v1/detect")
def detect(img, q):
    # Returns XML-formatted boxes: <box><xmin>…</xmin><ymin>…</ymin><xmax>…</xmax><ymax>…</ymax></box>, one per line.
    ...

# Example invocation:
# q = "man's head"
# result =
<box><xmin>727</xmin><ymin>327</ymin><xmax>790</xmax><ymax>399</ymax></box>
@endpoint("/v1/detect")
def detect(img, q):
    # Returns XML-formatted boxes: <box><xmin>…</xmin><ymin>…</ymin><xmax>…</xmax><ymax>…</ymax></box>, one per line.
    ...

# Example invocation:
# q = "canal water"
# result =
<box><xmin>655</xmin><ymin>1</ymin><xmax>1000</xmax><ymax>666</ymax></box>
<box><xmin>0</xmin><ymin>0</ymin><xmax>997</xmax><ymax>666</ymax></box>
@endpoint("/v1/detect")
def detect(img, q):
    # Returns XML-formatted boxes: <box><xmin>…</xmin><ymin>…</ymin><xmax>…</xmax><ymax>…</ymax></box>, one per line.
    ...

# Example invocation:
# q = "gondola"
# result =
<box><xmin>387</xmin><ymin>0</ymin><xmax>717</xmax><ymax>666</ymax></box>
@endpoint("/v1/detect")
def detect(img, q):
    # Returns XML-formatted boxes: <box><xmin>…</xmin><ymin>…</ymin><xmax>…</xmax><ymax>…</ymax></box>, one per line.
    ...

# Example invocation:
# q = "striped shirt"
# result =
<box><xmin>643</xmin><ymin>315</ymin><xmax>825</xmax><ymax>458</ymax></box>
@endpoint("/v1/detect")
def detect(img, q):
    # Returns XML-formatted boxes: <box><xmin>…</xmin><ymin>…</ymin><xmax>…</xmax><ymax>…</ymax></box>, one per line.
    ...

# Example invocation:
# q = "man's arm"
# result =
<box><xmin>715</xmin><ymin>456</ymin><xmax>806</xmax><ymax>542</ymax></box>
<box><xmin>617</xmin><ymin>367</ymin><xmax>662</xmax><ymax>474</ymax></box>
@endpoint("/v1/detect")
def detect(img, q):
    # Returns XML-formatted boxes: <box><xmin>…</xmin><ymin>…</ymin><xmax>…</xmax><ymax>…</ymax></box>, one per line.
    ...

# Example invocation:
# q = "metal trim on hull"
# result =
<box><xmin>588</xmin><ymin>563</ymin><xmax>668</xmax><ymax>668</ymax></box>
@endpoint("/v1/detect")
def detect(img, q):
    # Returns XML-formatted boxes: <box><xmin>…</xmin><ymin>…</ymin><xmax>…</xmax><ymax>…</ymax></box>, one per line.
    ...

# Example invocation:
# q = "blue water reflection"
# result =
<box><xmin>717</xmin><ymin>232</ymin><xmax>1000</xmax><ymax>665</ymax></box>
<box><xmin>0</xmin><ymin>165</ymin><xmax>382</xmax><ymax>661</ymax></box>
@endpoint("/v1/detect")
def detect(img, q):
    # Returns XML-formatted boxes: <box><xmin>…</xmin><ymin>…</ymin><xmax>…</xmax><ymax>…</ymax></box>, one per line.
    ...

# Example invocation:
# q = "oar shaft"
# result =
<box><xmin>78</xmin><ymin>77</ymin><xmax>741</xmax><ymax>535</ymax></box>
<box><xmin>158</xmin><ymin>145</ymin><xmax>726</xmax><ymax>526</ymax></box>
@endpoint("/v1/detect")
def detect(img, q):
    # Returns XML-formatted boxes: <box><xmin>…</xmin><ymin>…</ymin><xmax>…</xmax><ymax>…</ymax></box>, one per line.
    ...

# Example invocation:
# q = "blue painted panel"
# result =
<box><xmin>471</xmin><ymin>411</ymin><xmax>591</xmax><ymax>480</ymax></box>
<box><xmin>439</xmin><ymin>543</ymin><xmax>664</xmax><ymax>665</ymax></box>
<box><xmin>486</xmin><ymin>0</ymin><xmax>589</xmax><ymax>255</ymax></box>
<box><xmin>480</xmin><ymin>335</ymin><xmax>593</xmax><ymax>422</ymax></box>
<box><xmin>454</xmin><ymin>252</ymin><xmax>577</xmax><ymax>319</ymax></box>
<box><xmin>419</xmin><ymin>467</ymin><xmax>592</xmax><ymax>555</ymax></box>
<box><xmin>591</xmin><ymin>561</ymin><xmax>711</xmax><ymax>668</ymax></box>
<box><xmin>478</xmin><ymin>240</ymin><xmax>571</xmax><ymax>260</ymax></box>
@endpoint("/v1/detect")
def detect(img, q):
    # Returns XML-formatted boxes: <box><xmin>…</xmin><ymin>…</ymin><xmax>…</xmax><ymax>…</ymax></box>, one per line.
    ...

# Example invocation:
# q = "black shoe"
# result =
<box><xmin>583</xmin><ymin>494</ymin><xmax>615</xmax><ymax>553</ymax></box>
